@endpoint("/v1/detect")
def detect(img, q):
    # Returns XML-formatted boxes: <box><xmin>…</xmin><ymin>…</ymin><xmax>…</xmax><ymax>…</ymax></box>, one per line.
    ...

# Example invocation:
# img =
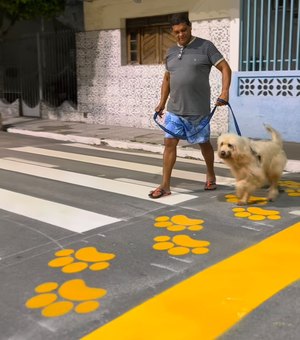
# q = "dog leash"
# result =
<box><xmin>216</xmin><ymin>98</ymin><xmax>242</xmax><ymax>136</ymax></box>
<box><xmin>153</xmin><ymin>99</ymin><xmax>242</xmax><ymax>138</ymax></box>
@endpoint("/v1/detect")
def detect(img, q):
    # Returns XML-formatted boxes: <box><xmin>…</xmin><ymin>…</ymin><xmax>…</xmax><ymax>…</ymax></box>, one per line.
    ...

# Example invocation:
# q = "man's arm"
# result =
<box><xmin>215</xmin><ymin>59</ymin><xmax>232</xmax><ymax>105</ymax></box>
<box><xmin>155</xmin><ymin>71</ymin><xmax>170</xmax><ymax>115</ymax></box>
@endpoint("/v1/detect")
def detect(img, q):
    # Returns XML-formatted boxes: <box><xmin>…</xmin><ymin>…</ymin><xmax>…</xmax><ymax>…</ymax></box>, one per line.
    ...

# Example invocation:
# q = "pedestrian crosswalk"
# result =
<box><xmin>0</xmin><ymin>158</ymin><xmax>198</xmax><ymax>205</ymax></box>
<box><xmin>9</xmin><ymin>145</ymin><xmax>235</xmax><ymax>185</ymax></box>
<box><xmin>0</xmin><ymin>142</ymin><xmax>235</xmax><ymax>233</ymax></box>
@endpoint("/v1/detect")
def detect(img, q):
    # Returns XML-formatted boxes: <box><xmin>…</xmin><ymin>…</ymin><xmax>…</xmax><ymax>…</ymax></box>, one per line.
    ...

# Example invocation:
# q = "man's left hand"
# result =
<box><xmin>215</xmin><ymin>93</ymin><xmax>229</xmax><ymax>106</ymax></box>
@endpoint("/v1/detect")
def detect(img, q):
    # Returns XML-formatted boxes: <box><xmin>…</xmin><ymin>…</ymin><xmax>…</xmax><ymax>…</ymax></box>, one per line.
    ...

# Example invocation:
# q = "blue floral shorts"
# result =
<box><xmin>164</xmin><ymin>112</ymin><xmax>210</xmax><ymax>144</ymax></box>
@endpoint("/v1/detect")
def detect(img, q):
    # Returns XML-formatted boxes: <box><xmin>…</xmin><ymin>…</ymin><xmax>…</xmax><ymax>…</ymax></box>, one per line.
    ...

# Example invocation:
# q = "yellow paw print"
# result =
<box><xmin>233</xmin><ymin>207</ymin><xmax>281</xmax><ymax>221</ymax></box>
<box><xmin>279</xmin><ymin>180</ymin><xmax>300</xmax><ymax>197</ymax></box>
<box><xmin>225</xmin><ymin>194</ymin><xmax>268</xmax><ymax>205</ymax></box>
<box><xmin>48</xmin><ymin>247</ymin><xmax>116</xmax><ymax>273</ymax></box>
<box><xmin>25</xmin><ymin>279</ymin><xmax>106</xmax><ymax>317</ymax></box>
<box><xmin>153</xmin><ymin>234</ymin><xmax>210</xmax><ymax>256</ymax></box>
<box><xmin>154</xmin><ymin>215</ymin><xmax>205</xmax><ymax>231</ymax></box>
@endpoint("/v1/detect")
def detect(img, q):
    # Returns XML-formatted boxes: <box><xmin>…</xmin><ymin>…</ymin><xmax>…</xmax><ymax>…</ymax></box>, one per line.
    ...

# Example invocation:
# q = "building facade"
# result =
<box><xmin>1</xmin><ymin>0</ymin><xmax>299</xmax><ymax>142</ymax></box>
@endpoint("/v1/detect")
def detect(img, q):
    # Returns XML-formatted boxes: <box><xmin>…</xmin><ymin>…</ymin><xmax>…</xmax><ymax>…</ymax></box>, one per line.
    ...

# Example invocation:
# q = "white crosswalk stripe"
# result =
<box><xmin>63</xmin><ymin>143</ymin><xmax>230</xmax><ymax>169</ymax></box>
<box><xmin>0</xmin><ymin>188</ymin><xmax>120</xmax><ymax>233</ymax></box>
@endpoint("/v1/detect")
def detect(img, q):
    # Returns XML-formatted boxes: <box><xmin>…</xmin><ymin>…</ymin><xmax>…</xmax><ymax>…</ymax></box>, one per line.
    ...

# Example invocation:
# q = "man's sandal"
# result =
<box><xmin>204</xmin><ymin>181</ymin><xmax>217</xmax><ymax>190</ymax></box>
<box><xmin>148</xmin><ymin>188</ymin><xmax>171</xmax><ymax>199</ymax></box>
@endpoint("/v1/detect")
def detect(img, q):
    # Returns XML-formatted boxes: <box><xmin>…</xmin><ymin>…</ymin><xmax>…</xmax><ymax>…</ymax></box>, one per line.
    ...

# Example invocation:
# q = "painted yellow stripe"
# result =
<box><xmin>82</xmin><ymin>222</ymin><xmax>300</xmax><ymax>340</ymax></box>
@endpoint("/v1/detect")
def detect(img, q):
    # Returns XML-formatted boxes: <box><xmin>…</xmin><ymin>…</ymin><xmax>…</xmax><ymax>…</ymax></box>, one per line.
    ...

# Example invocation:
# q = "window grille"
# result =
<box><xmin>240</xmin><ymin>0</ymin><xmax>300</xmax><ymax>71</ymax></box>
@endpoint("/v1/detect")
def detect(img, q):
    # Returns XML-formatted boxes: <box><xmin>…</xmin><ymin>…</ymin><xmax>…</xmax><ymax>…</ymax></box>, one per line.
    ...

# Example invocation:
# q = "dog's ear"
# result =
<box><xmin>234</xmin><ymin>138</ymin><xmax>253</xmax><ymax>162</ymax></box>
<box><xmin>238</xmin><ymin>138</ymin><xmax>251</xmax><ymax>152</ymax></box>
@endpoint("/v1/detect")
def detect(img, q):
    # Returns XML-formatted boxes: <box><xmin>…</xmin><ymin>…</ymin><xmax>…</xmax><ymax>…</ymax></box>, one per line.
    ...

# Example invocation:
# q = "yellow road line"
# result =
<box><xmin>82</xmin><ymin>222</ymin><xmax>300</xmax><ymax>340</ymax></box>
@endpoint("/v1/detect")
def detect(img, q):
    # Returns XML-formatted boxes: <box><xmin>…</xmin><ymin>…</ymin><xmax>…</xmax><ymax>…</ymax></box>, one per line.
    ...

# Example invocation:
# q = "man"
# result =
<box><xmin>149</xmin><ymin>13</ymin><xmax>232</xmax><ymax>199</ymax></box>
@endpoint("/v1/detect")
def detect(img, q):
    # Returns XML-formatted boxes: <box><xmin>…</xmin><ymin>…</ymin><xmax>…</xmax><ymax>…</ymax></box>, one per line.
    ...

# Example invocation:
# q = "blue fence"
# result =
<box><xmin>240</xmin><ymin>0</ymin><xmax>300</xmax><ymax>71</ymax></box>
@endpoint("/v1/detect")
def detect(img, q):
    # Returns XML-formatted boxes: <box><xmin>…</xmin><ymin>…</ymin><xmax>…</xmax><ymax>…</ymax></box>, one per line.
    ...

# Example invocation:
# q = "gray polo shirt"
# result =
<box><xmin>166</xmin><ymin>37</ymin><xmax>224</xmax><ymax>117</ymax></box>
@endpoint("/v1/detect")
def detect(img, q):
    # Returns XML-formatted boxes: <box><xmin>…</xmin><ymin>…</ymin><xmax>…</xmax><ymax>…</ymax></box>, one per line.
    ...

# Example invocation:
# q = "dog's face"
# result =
<box><xmin>217</xmin><ymin>134</ymin><xmax>239</xmax><ymax>160</ymax></box>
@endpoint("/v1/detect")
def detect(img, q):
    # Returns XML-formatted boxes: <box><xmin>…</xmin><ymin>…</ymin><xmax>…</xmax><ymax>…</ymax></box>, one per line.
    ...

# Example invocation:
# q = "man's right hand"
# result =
<box><xmin>155</xmin><ymin>104</ymin><xmax>165</xmax><ymax>117</ymax></box>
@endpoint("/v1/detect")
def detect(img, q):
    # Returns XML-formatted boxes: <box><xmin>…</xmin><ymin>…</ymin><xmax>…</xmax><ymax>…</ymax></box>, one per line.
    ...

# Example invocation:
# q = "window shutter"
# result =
<box><xmin>141</xmin><ymin>27</ymin><xmax>159</xmax><ymax>64</ymax></box>
<box><xmin>160</xmin><ymin>26</ymin><xmax>176</xmax><ymax>63</ymax></box>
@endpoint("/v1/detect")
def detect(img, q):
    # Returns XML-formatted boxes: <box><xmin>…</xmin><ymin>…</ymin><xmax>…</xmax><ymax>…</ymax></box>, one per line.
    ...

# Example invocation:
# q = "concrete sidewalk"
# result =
<box><xmin>2</xmin><ymin>116</ymin><xmax>300</xmax><ymax>173</ymax></box>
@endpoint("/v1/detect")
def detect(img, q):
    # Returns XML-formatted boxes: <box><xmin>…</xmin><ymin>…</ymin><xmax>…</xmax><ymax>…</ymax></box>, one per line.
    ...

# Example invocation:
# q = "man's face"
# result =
<box><xmin>172</xmin><ymin>23</ymin><xmax>192</xmax><ymax>46</ymax></box>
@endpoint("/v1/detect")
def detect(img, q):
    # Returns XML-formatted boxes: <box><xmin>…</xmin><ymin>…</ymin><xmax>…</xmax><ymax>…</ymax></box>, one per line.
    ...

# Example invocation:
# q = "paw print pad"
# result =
<box><xmin>153</xmin><ymin>234</ymin><xmax>210</xmax><ymax>256</ymax></box>
<box><xmin>279</xmin><ymin>180</ymin><xmax>300</xmax><ymax>197</ymax></box>
<box><xmin>225</xmin><ymin>194</ymin><xmax>267</xmax><ymax>205</ymax></box>
<box><xmin>233</xmin><ymin>207</ymin><xmax>281</xmax><ymax>221</ymax></box>
<box><xmin>48</xmin><ymin>247</ymin><xmax>116</xmax><ymax>273</ymax></box>
<box><xmin>154</xmin><ymin>215</ymin><xmax>205</xmax><ymax>232</ymax></box>
<box><xmin>25</xmin><ymin>279</ymin><xmax>106</xmax><ymax>317</ymax></box>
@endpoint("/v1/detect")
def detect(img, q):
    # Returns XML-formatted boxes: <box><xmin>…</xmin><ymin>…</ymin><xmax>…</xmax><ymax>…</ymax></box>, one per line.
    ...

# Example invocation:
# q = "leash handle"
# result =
<box><xmin>153</xmin><ymin>111</ymin><xmax>186</xmax><ymax>138</ymax></box>
<box><xmin>216</xmin><ymin>98</ymin><xmax>242</xmax><ymax>136</ymax></box>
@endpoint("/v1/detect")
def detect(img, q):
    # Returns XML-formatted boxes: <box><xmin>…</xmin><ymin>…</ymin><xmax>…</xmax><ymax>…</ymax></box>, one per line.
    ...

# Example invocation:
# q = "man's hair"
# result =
<box><xmin>170</xmin><ymin>13</ymin><xmax>191</xmax><ymax>27</ymax></box>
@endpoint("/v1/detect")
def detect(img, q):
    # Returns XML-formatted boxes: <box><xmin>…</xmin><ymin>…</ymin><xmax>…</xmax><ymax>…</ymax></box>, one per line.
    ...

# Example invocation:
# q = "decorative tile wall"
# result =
<box><xmin>238</xmin><ymin>76</ymin><xmax>300</xmax><ymax>97</ymax></box>
<box><xmin>74</xmin><ymin>17</ymin><xmax>231</xmax><ymax>136</ymax></box>
<box><xmin>230</xmin><ymin>70</ymin><xmax>300</xmax><ymax>142</ymax></box>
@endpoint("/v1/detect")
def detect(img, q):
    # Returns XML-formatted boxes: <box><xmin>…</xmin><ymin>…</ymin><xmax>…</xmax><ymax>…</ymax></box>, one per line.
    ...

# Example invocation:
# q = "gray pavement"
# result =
<box><xmin>0</xmin><ymin>119</ymin><xmax>299</xmax><ymax>340</ymax></box>
<box><xmin>2</xmin><ymin>115</ymin><xmax>300</xmax><ymax>173</ymax></box>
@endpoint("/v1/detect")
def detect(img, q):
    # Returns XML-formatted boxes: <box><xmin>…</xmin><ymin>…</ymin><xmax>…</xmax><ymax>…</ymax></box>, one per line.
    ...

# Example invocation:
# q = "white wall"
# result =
<box><xmin>84</xmin><ymin>0</ymin><xmax>239</xmax><ymax>29</ymax></box>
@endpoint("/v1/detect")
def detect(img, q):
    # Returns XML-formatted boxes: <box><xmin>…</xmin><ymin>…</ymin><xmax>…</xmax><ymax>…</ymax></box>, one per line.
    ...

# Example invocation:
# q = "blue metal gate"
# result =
<box><xmin>240</xmin><ymin>0</ymin><xmax>300</xmax><ymax>71</ymax></box>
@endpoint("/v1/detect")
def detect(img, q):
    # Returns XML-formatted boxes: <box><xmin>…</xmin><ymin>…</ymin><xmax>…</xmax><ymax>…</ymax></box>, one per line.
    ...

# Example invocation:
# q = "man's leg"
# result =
<box><xmin>149</xmin><ymin>137</ymin><xmax>179</xmax><ymax>198</ymax></box>
<box><xmin>161</xmin><ymin>137</ymin><xmax>179</xmax><ymax>191</ymax></box>
<box><xmin>199</xmin><ymin>141</ymin><xmax>216</xmax><ymax>184</ymax></box>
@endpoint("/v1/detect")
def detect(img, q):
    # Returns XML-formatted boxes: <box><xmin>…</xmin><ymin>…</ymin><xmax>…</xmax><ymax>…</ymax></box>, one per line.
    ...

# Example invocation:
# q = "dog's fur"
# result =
<box><xmin>217</xmin><ymin>125</ymin><xmax>287</xmax><ymax>205</ymax></box>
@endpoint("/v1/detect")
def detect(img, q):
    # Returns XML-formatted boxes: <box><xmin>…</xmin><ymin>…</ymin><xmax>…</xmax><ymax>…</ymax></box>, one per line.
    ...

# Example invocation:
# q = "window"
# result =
<box><xmin>126</xmin><ymin>13</ymin><xmax>183</xmax><ymax>65</ymax></box>
<box><xmin>240</xmin><ymin>0</ymin><xmax>300</xmax><ymax>71</ymax></box>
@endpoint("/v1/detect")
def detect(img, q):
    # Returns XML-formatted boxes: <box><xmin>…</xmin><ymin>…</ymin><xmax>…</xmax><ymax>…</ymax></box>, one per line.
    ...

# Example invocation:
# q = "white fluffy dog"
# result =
<box><xmin>217</xmin><ymin>125</ymin><xmax>287</xmax><ymax>205</ymax></box>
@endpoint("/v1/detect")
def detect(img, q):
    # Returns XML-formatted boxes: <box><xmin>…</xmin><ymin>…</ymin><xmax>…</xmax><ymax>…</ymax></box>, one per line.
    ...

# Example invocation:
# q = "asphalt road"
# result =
<box><xmin>0</xmin><ymin>132</ymin><xmax>299</xmax><ymax>340</ymax></box>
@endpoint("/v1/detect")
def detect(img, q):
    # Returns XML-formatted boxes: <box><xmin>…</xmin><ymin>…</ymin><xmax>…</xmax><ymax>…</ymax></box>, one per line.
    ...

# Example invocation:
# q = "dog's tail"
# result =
<box><xmin>264</xmin><ymin>124</ymin><xmax>283</xmax><ymax>147</ymax></box>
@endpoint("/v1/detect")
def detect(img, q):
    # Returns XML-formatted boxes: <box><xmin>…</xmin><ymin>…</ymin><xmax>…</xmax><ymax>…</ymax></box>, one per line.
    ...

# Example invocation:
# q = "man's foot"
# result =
<box><xmin>149</xmin><ymin>187</ymin><xmax>171</xmax><ymax>199</ymax></box>
<box><xmin>204</xmin><ymin>180</ymin><xmax>217</xmax><ymax>190</ymax></box>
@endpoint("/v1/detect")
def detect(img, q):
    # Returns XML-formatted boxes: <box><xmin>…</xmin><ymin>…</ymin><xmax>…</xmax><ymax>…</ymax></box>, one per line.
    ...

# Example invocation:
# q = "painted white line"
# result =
<box><xmin>169</xmin><ymin>256</ymin><xmax>192</xmax><ymax>263</ymax></box>
<box><xmin>63</xmin><ymin>143</ymin><xmax>230</xmax><ymax>169</ymax></box>
<box><xmin>285</xmin><ymin>160</ymin><xmax>300</xmax><ymax>173</ymax></box>
<box><xmin>289</xmin><ymin>210</ymin><xmax>300</xmax><ymax>216</ymax></box>
<box><xmin>6</xmin><ymin>128</ymin><xmax>101</xmax><ymax>145</ymax></box>
<box><xmin>240</xmin><ymin>225</ymin><xmax>261</xmax><ymax>231</ymax></box>
<box><xmin>115</xmin><ymin>178</ymin><xmax>192</xmax><ymax>193</ymax></box>
<box><xmin>0</xmin><ymin>159</ymin><xmax>197</xmax><ymax>205</ymax></box>
<box><xmin>8</xmin><ymin>146</ymin><xmax>235</xmax><ymax>186</ymax></box>
<box><xmin>0</xmin><ymin>188</ymin><xmax>120</xmax><ymax>233</ymax></box>
<box><xmin>150</xmin><ymin>263</ymin><xmax>179</xmax><ymax>273</ymax></box>
<box><xmin>63</xmin><ymin>143</ymin><xmax>300</xmax><ymax>173</ymax></box>
<box><xmin>3</xmin><ymin>157</ymin><xmax>57</xmax><ymax>168</ymax></box>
